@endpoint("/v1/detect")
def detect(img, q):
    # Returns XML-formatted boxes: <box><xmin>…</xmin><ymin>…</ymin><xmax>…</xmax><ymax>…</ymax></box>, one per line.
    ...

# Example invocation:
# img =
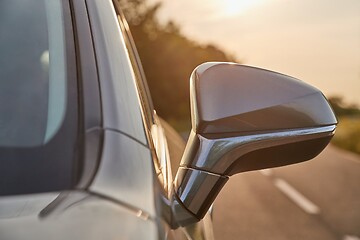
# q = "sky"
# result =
<box><xmin>151</xmin><ymin>0</ymin><xmax>360</xmax><ymax>106</ymax></box>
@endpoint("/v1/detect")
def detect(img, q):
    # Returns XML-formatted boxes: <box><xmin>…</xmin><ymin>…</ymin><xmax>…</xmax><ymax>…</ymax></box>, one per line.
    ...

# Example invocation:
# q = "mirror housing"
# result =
<box><xmin>173</xmin><ymin>62</ymin><xmax>337</xmax><ymax>226</ymax></box>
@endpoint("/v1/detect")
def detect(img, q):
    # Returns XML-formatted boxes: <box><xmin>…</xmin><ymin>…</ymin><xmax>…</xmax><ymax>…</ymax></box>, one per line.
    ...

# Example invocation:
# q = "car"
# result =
<box><xmin>0</xmin><ymin>0</ymin><xmax>337</xmax><ymax>239</ymax></box>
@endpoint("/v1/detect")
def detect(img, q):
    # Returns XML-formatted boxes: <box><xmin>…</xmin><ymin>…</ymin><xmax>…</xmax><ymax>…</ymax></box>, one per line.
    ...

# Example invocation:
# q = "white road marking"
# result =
<box><xmin>343</xmin><ymin>235</ymin><xmax>360</xmax><ymax>240</ymax></box>
<box><xmin>274</xmin><ymin>178</ymin><xmax>320</xmax><ymax>215</ymax></box>
<box><xmin>260</xmin><ymin>168</ymin><xmax>358</xmax><ymax>239</ymax></box>
<box><xmin>259</xmin><ymin>169</ymin><xmax>273</xmax><ymax>177</ymax></box>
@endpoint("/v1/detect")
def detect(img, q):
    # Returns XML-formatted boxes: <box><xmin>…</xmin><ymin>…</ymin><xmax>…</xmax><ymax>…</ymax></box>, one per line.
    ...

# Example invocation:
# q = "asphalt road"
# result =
<box><xmin>213</xmin><ymin>145</ymin><xmax>360</xmax><ymax>240</ymax></box>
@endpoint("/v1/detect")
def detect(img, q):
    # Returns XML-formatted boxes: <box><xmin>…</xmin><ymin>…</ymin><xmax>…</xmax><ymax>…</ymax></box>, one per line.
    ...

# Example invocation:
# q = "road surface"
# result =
<box><xmin>213</xmin><ymin>145</ymin><xmax>360</xmax><ymax>240</ymax></box>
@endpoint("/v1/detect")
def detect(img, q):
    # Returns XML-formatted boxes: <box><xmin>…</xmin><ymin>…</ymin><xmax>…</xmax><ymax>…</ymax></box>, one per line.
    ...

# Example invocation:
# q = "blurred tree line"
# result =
<box><xmin>328</xmin><ymin>96</ymin><xmax>360</xmax><ymax>118</ymax></box>
<box><xmin>118</xmin><ymin>0</ymin><xmax>237</xmax><ymax>130</ymax></box>
<box><xmin>328</xmin><ymin>96</ymin><xmax>360</xmax><ymax>155</ymax></box>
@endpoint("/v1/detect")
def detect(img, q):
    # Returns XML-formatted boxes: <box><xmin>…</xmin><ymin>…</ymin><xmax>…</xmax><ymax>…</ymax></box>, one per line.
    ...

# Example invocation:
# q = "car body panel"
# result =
<box><xmin>0</xmin><ymin>192</ymin><xmax>158</xmax><ymax>240</ymax></box>
<box><xmin>90</xmin><ymin>130</ymin><xmax>156</xmax><ymax>217</ymax></box>
<box><xmin>86</xmin><ymin>0</ymin><xmax>148</xmax><ymax>145</ymax></box>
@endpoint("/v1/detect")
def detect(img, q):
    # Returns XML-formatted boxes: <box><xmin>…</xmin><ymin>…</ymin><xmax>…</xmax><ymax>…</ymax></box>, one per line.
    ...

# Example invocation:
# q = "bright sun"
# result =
<box><xmin>222</xmin><ymin>0</ymin><xmax>262</xmax><ymax>16</ymax></box>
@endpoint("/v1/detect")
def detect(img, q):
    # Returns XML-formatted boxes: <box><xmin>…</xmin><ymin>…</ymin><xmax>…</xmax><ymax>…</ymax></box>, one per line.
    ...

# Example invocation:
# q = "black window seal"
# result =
<box><xmin>69</xmin><ymin>0</ymin><xmax>103</xmax><ymax>189</ymax></box>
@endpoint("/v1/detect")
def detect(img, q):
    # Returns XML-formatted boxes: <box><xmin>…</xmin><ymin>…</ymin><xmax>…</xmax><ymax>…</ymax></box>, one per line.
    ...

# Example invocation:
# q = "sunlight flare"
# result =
<box><xmin>220</xmin><ymin>0</ymin><xmax>263</xmax><ymax>17</ymax></box>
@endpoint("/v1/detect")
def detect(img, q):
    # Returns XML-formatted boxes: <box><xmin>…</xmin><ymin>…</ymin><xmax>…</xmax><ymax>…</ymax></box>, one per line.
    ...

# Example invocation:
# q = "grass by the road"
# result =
<box><xmin>332</xmin><ymin>116</ymin><xmax>360</xmax><ymax>156</ymax></box>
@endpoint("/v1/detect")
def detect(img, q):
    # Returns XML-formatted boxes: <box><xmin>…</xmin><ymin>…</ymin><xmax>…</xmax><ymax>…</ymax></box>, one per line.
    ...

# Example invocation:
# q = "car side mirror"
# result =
<box><xmin>172</xmin><ymin>62</ymin><xmax>337</xmax><ymax>226</ymax></box>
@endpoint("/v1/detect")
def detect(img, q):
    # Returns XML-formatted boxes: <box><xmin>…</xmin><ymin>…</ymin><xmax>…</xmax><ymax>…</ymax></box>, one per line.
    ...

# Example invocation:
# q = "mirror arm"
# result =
<box><xmin>172</xmin><ymin>124</ymin><xmax>335</xmax><ymax>225</ymax></box>
<box><xmin>182</xmin><ymin>125</ymin><xmax>336</xmax><ymax>175</ymax></box>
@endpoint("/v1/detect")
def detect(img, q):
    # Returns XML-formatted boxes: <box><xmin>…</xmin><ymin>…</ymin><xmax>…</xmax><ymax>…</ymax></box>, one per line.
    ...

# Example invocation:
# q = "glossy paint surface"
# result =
<box><xmin>0</xmin><ymin>192</ymin><xmax>158</xmax><ymax>240</ymax></box>
<box><xmin>191</xmin><ymin>63</ymin><xmax>337</xmax><ymax>137</ymax></box>
<box><xmin>90</xmin><ymin>130</ymin><xmax>156</xmax><ymax>218</ymax></box>
<box><xmin>86</xmin><ymin>0</ymin><xmax>147</xmax><ymax>145</ymax></box>
<box><xmin>182</xmin><ymin>126</ymin><xmax>335</xmax><ymax>174</ymax></box>
<box><xmin>176</xmin><ymin>126</ymin><xmax>335</xmax><ymax>219</ymax></box>
<box><xmin>175</xmin><ymin>167</ymin><xmax>228</xmax><ymax>219</ymax></box>
<box><xmin>176</xmin><ymin>62</ymin><xmax>337</xmax><ymax>224</ymax></box>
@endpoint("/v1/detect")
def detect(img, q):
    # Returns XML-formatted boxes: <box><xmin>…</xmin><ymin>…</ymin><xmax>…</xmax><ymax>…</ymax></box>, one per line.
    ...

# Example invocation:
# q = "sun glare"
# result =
<box><xmin>221</xmin><ymin>0</ymin><xmax>262</xmax><ymax>16</ymax></box>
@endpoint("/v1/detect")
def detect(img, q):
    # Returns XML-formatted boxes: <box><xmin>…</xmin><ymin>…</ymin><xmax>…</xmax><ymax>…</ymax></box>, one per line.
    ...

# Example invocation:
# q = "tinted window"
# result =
<box><xmin>0</xmin><ymin>0</ymin><xmax>67</xmax><ymax>146</ymax></box>
<box><xmin>0</xmin><ymin>0</ymin><xmax>78</xmax><ymax>195</ymax></box>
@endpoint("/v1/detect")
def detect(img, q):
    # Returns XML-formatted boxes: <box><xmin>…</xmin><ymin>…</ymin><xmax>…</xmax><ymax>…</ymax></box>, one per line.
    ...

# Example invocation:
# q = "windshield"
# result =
<box><xmin>0</xmin><ymin>0</ymin><xmax>67</xmax><ymax>146</ymax></box>
<box><xmin>0</xmin><ymin>0</ymin><xmax>78</xmax><ymax>195</ymax></box>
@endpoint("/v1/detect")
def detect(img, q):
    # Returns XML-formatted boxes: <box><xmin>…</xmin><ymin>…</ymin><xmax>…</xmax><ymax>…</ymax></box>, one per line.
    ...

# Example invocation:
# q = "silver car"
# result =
<box><xmin>0</xmin><ymin>0</ymin><xmax>337</xmax><ymax>239</ymax></box>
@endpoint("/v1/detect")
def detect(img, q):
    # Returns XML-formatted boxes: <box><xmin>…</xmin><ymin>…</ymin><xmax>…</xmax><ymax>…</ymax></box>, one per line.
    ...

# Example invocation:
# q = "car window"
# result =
<box><xmin>0</xmin><ymin>0</ymin><xmax>67</xmax><ymax>147</ymax></box>
<box><xmin>0</xmin><ymin>0</ymin><xmax>78</xmax><ymax>195</ymax></box>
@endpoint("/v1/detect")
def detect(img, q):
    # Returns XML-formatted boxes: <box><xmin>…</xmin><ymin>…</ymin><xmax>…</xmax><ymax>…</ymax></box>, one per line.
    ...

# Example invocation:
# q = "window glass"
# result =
<box><xmin>0</xmin><ymin>0</ymin><xmax>78</xmax><ymax>195</ymax></box>
<box><xmin>0</xmin><ymin>0</ymin><xmax>66</xmax><ymax>146</ymax></box>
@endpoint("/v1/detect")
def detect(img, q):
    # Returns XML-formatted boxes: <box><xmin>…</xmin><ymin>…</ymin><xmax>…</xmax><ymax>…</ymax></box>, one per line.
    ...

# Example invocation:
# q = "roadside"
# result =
<box><xmin>214</xmin><ymin>145</ymin><xmax>360</xmax><ymax>240</ymax></box>
<box><xmin>332</xmin><ymin>116</ymin><xmax>360</xmax><ymax>156</ymax></box>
